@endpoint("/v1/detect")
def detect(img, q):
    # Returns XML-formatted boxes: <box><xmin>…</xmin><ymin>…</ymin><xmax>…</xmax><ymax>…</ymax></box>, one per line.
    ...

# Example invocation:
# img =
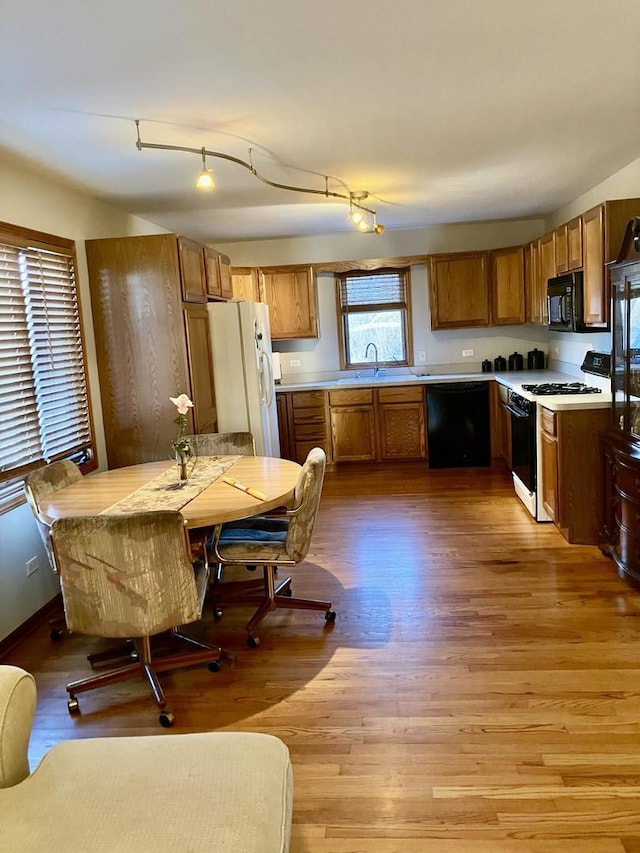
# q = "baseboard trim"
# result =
<box><xmin>0</xmin><ymin>594</ymin><xmax>63</xmax><ymax>659</ymax></box>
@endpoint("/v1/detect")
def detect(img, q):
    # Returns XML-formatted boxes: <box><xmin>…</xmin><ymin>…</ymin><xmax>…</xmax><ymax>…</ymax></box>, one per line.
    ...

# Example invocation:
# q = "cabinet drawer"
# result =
<box><xmin>377</xmin><ymin>385</ymin><xmax>424</xmax><ymax>404</ymax></box>
<box><xmin>292</xmin><ymin>407</ymin><xmax>326</xmax><ymax>426</ymax></box>
<box><xmin>539</xmin><ymin>407</ymin><xmax>557</xmax><ymax>436</ymax></box>
<box><xmin>293</xmin><ymin>422</ymin><xmax>327</xmax><ymax>440</ymax></box>
<box><xmin>614</xmin><ymin>522</ymin><xmax>640</xmax><ymax>575</ymax></box>
<box><xmin>291</xmin><ymin>390</ymin><xmax>325</xmax><ymax>409</ymax></box>
<box><xmin>617</xmin><ymin>496</ymin><xmax>640</xmax><ymax>537</ymax></box>
<box><xmin>614</xmin><ymin>459</ymin><xmax>640</xmax><ymax>501</ymax></box>
<box><xmin>329</xmin><ymin>388</ymin><xmax>373</xmax><ymax>406</ymax></box>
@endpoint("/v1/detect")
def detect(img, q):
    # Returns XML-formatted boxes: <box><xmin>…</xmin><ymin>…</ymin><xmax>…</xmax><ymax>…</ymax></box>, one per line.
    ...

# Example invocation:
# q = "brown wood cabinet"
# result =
<box><xmin>231</xmin><ymin>267</ymin><xmax>260</xmax><ymax>301</ymax></box>
<box><xmin>524</xmin><ymin>240</ymin><xmax>543</xmax><ymax>324</ymax></box>
<box><xmin>489</xmin><ymin>246</ymin><xmax>525</xmax><ymax>325</ymax></box>
<box><xmin>377</xmin><ymin>385</ymin><xmax>426</xmax><ymax>460</ymax></box>
<box><xmin>429</xmin><ymin>252</ymin><xmax>491</xmax><ymax>329</ymax></box>
<box><xmin>567</xmin><ymin>217</ymin><xmax>583</xmax><ymax>270</ymax></box>
<box><xmin>259</xmin><ymin>265</ymin><xmax>318</xmax><ymax>339</ymax></box>
<box><xmin>329</xmin><ymin>388</ymin><xmax>377</xmax><ymax>461</ymax></box>
<box><xmin>490</xmin><ymin>382</ymin><xmax>511</xmax><ymax>465</ymax></box>
<box><xmin>555</xmin><ymin>219</ymin><xmax>582</xmax><ymax>274</ymax></box>
<box><xmin>177</xmin><ymin>237</ymin><xmax>208</xmax><ymax>303</ymax></box>
<box><xmin>278</xmin><ymin>390</ymin><xmax>331</xmax><ymax>465</ymax></box>
<box><xmin>218</xmin><ymin>253</ymin><xmax>233</xmax><ymax>299</ymax></box>
<box><xmin>204</xmin><ymin>247</ymin><xmax>234</xmax><ymax>300</ymax></box>
<box><xmin>86</xmin><ymin>233</ymin><xmax>217</xmax><ymax>469</ymax></box>
<box><xmin>539</xmin><ymin>404</ymin><xmax>609</xmax><ymax>544</ymax></box>
<box><xmin>581</xmin><ymin>200</ymin><xmax>640</xmax><ymax>330</ymax></box>
<box><xmin>230</xmin><ymin>264</ymin><xmax>319</xmax><ymax>339</ymax></box>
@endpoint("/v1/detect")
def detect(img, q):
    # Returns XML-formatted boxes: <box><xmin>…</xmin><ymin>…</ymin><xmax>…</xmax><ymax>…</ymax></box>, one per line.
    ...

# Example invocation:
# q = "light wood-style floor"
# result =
<box><xmin>5</xmin><ymin>461</ymin><xmax>640</xmax><ymax>852</ymax></box>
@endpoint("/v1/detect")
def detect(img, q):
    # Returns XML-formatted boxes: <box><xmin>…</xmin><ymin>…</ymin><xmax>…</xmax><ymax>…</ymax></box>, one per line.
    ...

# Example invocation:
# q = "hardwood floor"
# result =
<box><xmin>5</xmin><ymin>461</ymin><xmax>640</xmax><ymax>851</ymax></box>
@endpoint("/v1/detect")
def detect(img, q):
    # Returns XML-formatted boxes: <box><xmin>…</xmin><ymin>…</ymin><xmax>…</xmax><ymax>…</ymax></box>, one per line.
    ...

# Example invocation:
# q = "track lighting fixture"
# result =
<box><xmin>135</xmin><ymin>120</ymin><xmax>385</xmax><ymax>234</ymax></box>
<box><xmin>195</xmin><ymin>147</ymin><xmax>214</xmax><ymax>189</ymax></box>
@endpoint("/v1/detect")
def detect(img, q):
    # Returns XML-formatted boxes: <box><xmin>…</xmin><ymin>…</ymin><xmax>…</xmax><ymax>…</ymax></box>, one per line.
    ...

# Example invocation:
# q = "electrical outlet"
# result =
<box><xmin>462</xmin><ymin>349</ymin><xmax>474</xmax><ymax>357</ymax></box>
<box><xmin>26</xmin><ymin>556</ymin><xmax>39</xmax><ymax>577</ymax></box>
<box><xmin>418</xmin><ymin>350</ymin><xmax>427</xmax><ymax>363</ymax></box>
<box><xmin>289</xmin><ymin>359</ymin><xmax>301</xmax><ymax>367</ymax></box>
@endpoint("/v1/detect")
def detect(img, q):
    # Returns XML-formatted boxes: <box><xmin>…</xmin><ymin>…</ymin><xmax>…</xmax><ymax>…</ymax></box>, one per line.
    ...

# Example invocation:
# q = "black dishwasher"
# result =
<box><xmin>425</xmin><ymin>381</ymin><xmax>490</xmax><ymax>468</ymax></box>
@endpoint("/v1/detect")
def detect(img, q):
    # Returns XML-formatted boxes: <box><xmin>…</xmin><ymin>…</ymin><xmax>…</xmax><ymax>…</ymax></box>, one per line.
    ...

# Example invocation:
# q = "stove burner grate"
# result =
<box><xmin>521</xmin><ymin>382</ymin><xmax>602</xmax><ymax>396</ymax></box>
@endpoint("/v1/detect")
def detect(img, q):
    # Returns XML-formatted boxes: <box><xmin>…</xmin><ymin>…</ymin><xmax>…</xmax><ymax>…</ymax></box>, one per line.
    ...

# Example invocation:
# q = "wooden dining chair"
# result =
<box><xmin>208</xmin><ymin>447</ymin><xmax>336</xmax><ymax>647</ymax></box>
<box><xmin>50</xmin><ymin>510</ymin><xmax>222</xmax><ymax>727</ymax></box>
<box><xmin>24</xmin><ymin>460</ymin><xmax>83</xmax><ymax>641</ymax></box>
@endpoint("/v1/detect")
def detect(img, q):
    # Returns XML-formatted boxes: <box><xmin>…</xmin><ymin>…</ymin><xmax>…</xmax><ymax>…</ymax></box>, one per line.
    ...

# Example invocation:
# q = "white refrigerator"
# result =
<box><xmin>207</xmin><ymin>300</ymin><xmax>281</xmax><ymax>457</ymax></box>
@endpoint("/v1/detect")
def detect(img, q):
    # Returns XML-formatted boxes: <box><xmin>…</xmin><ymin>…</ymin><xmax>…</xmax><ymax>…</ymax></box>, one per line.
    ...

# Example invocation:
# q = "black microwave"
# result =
<box><xmin>547</xmin><ymin>271</ymin><xmax>597</xmax><ymax>332</ymax></box>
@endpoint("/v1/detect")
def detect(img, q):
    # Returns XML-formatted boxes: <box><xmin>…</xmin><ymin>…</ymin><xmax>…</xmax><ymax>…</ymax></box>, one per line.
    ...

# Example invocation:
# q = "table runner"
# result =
<box><xmin>101</xmin><ymin>455</ymin><xmax>240</xmax><ymax>515</ymax></box>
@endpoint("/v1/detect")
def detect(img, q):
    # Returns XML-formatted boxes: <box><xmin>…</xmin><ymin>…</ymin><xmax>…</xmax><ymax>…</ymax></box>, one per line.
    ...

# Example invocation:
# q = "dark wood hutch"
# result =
<box><xmin>602</xmin><ymin>218</ymin><xmax>640</xmax><ymax>586</ymax></box>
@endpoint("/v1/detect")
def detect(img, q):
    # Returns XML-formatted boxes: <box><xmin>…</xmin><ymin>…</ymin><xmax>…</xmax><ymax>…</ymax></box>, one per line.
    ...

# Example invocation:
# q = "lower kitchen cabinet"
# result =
<box><xmin>329</xmin><ymin>389</ymin><xmax>377</xmax><ymax>462</ymax></box>
<box><xmin>539</xmin><ymin>405</ymin><xmax>610</xmax><ymax>544</ymax></box>
<box><xmin>277</xmin><ymin>390</ymin><xmax>331</xmax><ymax>464</ymax></box>
<box><xmin>490</xmin><ymin>382</ymin><xmax>511</xmax><ymax>465</ymax></box>
<box><xmin>377</xmin><ymin>386</ymin><xmax>426</xmax><ymax>460</ymax></box>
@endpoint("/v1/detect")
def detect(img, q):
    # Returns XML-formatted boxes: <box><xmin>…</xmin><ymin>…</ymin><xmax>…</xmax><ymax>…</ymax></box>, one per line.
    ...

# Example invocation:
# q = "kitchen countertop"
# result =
<box><xmin>275</xmin><ymin>371</ymin><xmax>612</xmax><ymax>411</ymax></box>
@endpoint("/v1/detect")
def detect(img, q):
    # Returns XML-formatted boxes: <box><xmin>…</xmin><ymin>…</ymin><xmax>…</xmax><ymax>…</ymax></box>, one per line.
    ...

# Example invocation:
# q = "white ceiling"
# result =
<box><xmin>2</xmin><ymin>1</ymin><xmax>640</xmax><ymax>243</ymax></box>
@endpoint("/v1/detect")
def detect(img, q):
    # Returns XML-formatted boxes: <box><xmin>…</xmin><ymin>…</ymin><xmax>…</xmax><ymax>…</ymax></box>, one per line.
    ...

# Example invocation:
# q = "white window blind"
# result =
<box><xmin>338</xmin><ymin>270</ymin><xmax>407</xmax><ymax>310</ymax></box>
<box><xmin>0</xmin><ymin>228</ymin><xmax>94</xmax><ymax>512</ymax></box>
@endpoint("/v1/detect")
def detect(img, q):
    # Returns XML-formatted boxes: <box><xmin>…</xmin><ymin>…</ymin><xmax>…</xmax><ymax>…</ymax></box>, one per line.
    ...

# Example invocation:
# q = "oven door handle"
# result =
<box><xmin>505</xmin><ymin>404</ymin><xmax>530</xmax><ymax>419</ymax></box>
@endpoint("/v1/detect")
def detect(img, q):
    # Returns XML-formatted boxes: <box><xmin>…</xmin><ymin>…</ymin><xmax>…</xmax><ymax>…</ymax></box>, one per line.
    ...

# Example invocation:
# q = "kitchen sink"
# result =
<box><xmin>335</xmin><ymin>374</ymin><xmax>425</xmax><ymax>384</ymax></box>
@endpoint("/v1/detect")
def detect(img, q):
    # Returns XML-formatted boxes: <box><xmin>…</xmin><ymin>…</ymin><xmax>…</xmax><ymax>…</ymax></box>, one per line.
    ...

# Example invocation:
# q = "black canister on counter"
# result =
<box><xmin>508</xmin><ymin>351</ymin><xmax>524</xmax><ymax>371</ymax></box>
<box><xmin>527</xmin><ymin>348</ymin><xmax>545</xmax><ymax>369</ymax></box>
<box><xmin>481</xmin><ymin>359</ymin><xmax>492</xmax><ymax>373</ymax></box>
<box><xmin>494</xmin><ymin>355</ymin><xmax>507</xmax><ymax>371</ymax></box>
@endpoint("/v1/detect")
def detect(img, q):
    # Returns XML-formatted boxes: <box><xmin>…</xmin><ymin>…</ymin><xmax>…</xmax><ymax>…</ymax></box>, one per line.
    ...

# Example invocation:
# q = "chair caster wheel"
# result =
<box><xmin>67</xmin><ymin>697</ymin><xmax>80</xmax><ymax>715</ymax></box>
<box><xmin>208</xmin><ymin>660</ymin><xmax>221</xmax><ymax>673</ymax></box>
<box><xmin>247</xmin><ymin>635</ymin><xmax>260</xmax><ymax>649</ymax></box>
<box><xmin>325</xmin><ymin>610</ymin><xmax>336</xmax><ymax>622</ymax></box>
<box><xmin>50</xmin><ymin>628</ymin><xmax>64</xmax><ymax>641</ymax></box>
<box><xmin>159</xmin><ymin>711</ymin><xmax>175</xmax><ymax>728</ymax></box>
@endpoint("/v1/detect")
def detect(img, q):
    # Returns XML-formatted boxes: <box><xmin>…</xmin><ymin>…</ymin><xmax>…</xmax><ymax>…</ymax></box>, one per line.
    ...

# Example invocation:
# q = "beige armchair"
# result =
<box><xmin>0</xmin><ymin>665</ymin><xmax>293</xmax><ymax>852</ymax></box>
<box><xmin>209</xmin><ymin>447</ymin><xmax>336</xmax><ymax>647</ymax></box>
<box><xmin>24</xmin><ymin>460</ymin><xmax>82</xmax><ymax>640</ymax></box>
<box><xmin>50</xmin><ymin>510</ymin><xmax>221</xmax><ymax>726</ymax></box>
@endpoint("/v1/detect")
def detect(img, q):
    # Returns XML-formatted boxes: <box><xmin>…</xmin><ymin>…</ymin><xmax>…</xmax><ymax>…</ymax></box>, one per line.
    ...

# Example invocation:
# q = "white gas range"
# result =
<box><xmin>504</xmin><ymin>353</ymin><xmax>612</xmax><ymax>521</ymax></box>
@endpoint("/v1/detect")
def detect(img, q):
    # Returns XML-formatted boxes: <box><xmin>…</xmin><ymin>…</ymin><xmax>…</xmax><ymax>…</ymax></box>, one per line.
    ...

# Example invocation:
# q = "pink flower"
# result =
<box><xmin>170</xmin><ymin>394</ymin><xmax>194</xmax><ymax>415</ymax></box>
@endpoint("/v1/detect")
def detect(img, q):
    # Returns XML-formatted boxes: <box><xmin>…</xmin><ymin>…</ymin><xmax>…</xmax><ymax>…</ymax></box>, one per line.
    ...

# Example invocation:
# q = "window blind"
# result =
<box><xmin>0</xmin><ymin>233</ymin><xmax>94</xmax><ymax>510</ymax></box>
<box><xmin>338</xmin><ymin>270</ymin><xmax>407</xmax><ymax>310</ymax></box>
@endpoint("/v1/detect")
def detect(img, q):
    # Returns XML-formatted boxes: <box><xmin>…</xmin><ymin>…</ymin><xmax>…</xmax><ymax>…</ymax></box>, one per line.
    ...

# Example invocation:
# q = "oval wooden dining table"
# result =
<box><xmin>38</xmin><ymin>456</ymin><xmax>302</xmax><ymax>529</ymax></box>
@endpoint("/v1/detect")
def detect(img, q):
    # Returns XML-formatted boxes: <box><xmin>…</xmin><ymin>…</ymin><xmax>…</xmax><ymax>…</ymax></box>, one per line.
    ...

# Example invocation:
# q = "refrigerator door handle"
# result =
<box><xmin>259</xmin><ymin>350</ymin><xmax>274</xmax><ymax>407</ymax></box>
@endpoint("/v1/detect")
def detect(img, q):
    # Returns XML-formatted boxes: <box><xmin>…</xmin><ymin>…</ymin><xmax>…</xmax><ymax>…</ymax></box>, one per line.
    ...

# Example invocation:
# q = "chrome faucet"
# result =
<box><xmin>365</xmin><ymin>342</ymin><xmax>381</xmax><ymax>377</ymax></box>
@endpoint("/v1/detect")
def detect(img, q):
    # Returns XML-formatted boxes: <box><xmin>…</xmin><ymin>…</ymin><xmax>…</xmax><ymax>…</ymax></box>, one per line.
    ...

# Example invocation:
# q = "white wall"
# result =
<box><xmin>548</xmin><ymin>156</ymin><xmax>640</xmax><ymax>228</ymax></box>
<box><xmin>0</xmin><ymin>151</ymin><xmax>167</xmax><ymax>643</ymax></box>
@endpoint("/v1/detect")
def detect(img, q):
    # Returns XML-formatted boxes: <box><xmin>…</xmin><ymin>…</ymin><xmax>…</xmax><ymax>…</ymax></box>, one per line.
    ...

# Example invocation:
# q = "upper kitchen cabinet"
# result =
<box><xmin>555</xmin><ymin>219</ymin><xmax>583</xmax><ymax>274</ymax></box>
<box><xmin>231</xmin><ymin>267</ymin><xmax>260</xmax><ymax>301</ymax></box>
<box><xmin>85</xmin><ymin>233</ymin><xmax>217</xmax><ymax>468</ymax></box>
<box><xmin>524</xmin><ymin>239</ymin><xmax>545</xmax><ymax>324</ymax></box>
<box><xmin>176</xmin><ymin>236</ymin><xmax>207</xmax><ymax>303</ymax></box>
<box><xmin>489</xmin><ymin>245</ymin><xmax>525</xmax><ymax>325</ymax></box>
<box><xmin>429</xmin><ymin>252</ymin><xmax>490</xmax><ymax>329</ymax></box>
<box><xmin>581</xmin><ymin>199</ymin><xmax>640</xmax><ymax>329</ymax></box>
<box><xmin>259</xmin><ymin>265</ymin><xmax>319</xmax><ymax>339</ymax></box>
<box><xmin>204</xmin><ymin>247</ymin><xmax>234</xmax><ymax>300</ymax></box>
<box><xmin>218</xmin><ymin>253</ymin><xmax>234</xmax><ymax>299</ymax></box>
